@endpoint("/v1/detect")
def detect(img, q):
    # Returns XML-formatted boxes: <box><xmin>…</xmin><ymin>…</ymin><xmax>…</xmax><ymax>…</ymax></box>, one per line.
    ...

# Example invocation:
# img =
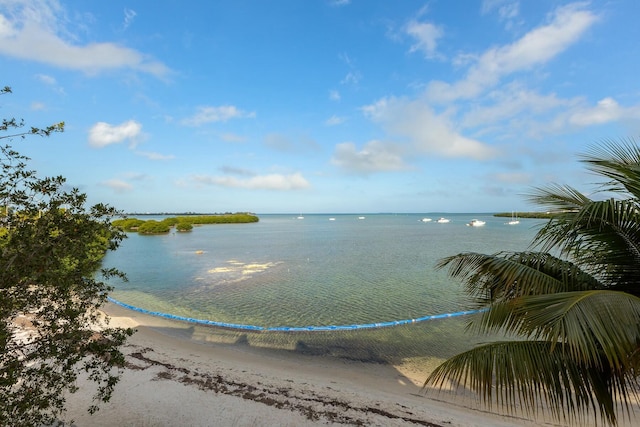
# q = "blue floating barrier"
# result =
<box><xmin>106</xmin><ymin>296</ymin><xmax>483</xmax><ymax>333</ymax></box>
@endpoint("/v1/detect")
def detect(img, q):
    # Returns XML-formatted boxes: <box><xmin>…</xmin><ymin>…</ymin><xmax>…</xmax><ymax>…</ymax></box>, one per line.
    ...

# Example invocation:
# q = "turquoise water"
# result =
<box><xmin>103</xmin><ymin>213</ymin><xmax>544</xmax><ymax>363</ymax></box>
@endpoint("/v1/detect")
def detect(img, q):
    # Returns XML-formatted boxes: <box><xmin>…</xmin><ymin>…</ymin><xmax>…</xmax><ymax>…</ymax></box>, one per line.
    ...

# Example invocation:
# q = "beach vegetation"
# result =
<box><xmin>111</xmin><ymin>217</ymin><xmax>145</xmax><ymax>231</ymax></box>
<box><xmin>114</xmin><ymin>213</ymin><xmax>259</xmax><ymax>234</ymax></box>
<box><xmin>178</xmin><ymin>213</ymin><xmax>259</xmax><ymax>224</ymax></box>
<box><xmin>425</xmin><ymin>138</ymin><xmax>640</xmax><ymax>426</ymax></box>
<box><xmin>176</xmin><ymin>221</ymin><xmax>193</xmax><ymax>231</ymax></box>
<box><xmin>0</xmin><ymin>87</ymin><xmax>134</xmax><ymax>426</ymax></box>
<box><xmin>137</xmin><ymin>219</ymin><xmax>171</xmax><ymax>234</ymax></box>
<box><xmin>161</xmin><ymin>217</ymin><xmax>180</xmax><ymax>226</ymax></box>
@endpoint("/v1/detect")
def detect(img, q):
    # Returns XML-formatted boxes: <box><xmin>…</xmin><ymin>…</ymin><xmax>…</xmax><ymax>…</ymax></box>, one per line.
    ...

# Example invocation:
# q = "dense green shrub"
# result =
<box><xmin>112</xmin><ymin>218</ymin><xmax>145</xmax><ymax>231</ymax></box>
<box><xmin>137</xmin><ymin>220</ymin><xmax>170</xmax><ymax>234</ymax></box>
<box><xmin>175</xmin><ymin>222</ymin><xmax>193</xmax><ymax>232</ymax></box>
<box><xmin>1</xmin><ymin>86</ymin><xmax>133</xmax><ymax>426</ymax></box>
<box><xmin>113</xmin><ymin>213</ymin><xmax>258</xmax><ymax>235</ymax></box>
<box><xmin>161</xmin><ymin>217</ymin><xmax>180</xmax><ymax>226</ymax></box>
<box><xmin>175</xmin><ymin>213</ymin><xmax>259</xmax><ymax>224</ymax></box>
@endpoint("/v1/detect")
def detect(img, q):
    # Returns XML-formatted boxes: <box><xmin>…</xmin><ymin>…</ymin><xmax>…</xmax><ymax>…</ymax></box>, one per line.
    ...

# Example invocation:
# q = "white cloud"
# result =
<box><xmin>181</xmin><ymin>106</ymin><xmax>256</xmax><ymax>126</ymax></box>
<box><xmin>331</xmin><ymin>140</ymin><xmax>408</xmax><ymax>174</ymax></box>
<box><xmin>30</xmin><ymin>101</ymin><xmax>45</xmax><ymax>111</ymax></box>
<box><xmin>88</xmin><ymin>120</ymin><xmax>142</xmax><ymax>148</ymax></box>
<box><xmin>219</xmin><ymin>132</ymin><xmax>247</xmax><ymax>143</ymax></box>
<box><xmin>218</xmin><ymin>166</ymin><xmax>255</xmax><ymax>176</ymax></box>
<box><xmin>35</xmin><ymin>72</ymin><xmax>65</xmax><ymax>94</ymax></box>
<box><xmin>363</xmin><ymin>97</ymin><xmax>497</xmax><ymax>160</ymax></box>
<box><xmin>461</xmin><ymin>84</ymin><xmax>570</xmax><ymax>129</ymax></box>
<box><xmin>101</xmin><ymin>179</ymin><xmax>133</xmax><ymax>193</ymax></box>
<box><xmin>264</xmin><ymin>133</ymin><xmax>293</xmax><ymax>151</ymax></box>
<box><xmin>123</xmin><ymin>8</ymin><xmax>136</xmax><ymax>30</ymax></box>
<box><xmin>264</xmin><ymin>133</ymin><xmax>320</xmax><ymax>152</ymax></box>
<box><xmin>35</xmin><ymin>73</ymin><xmax>56</xmax><ymax>85</ymax></box>
<box><xmin>481</xmin><ymin>0</ymin><xmax>521</xmax><ymax>29</ymax></box>
<box><xmin>136</xmin><ymin>151</ymin><xmax>175</xmax><ymax>160</ymax></box>
<box><xmin>406</xmin><ymin>20</ymin><xmax>443</xmax><ymax>59</ymax></box>
<box><xmin>427</xmin><ymin>3</ymin><xmax>598</xmax><ymax>103</ymax></box>
<box><xmin>490</xmin><ymin>171</ymin><xmax>532</xmax><ymax>184</ymax></box>
<box><xmin>0</xmin><ymin>1</ymin><xmax>170</xmax><ymax>78</ymax></box>
<box><xmin>325</xmin><ymin>115</ymin><xmax>346</xmax><ymax>126</ymax></box>
<box><xmin>194</xmin><ymin>172</ymin><xmax>310</xmax><ymax>191</ymax></box>
<box><xmin>329</xmin><ymin>90</ymin><xmax>341</xmax><ymax>101</ymax></box>
<box><xmin>341</xmin><ymin>71</ymin><xmax>361</xmax><ymax>85</ymax></box>
<box><xmin>568</xmin><ymin>97</ymin><xmax>640</xmax><ymax>127</ymax></box>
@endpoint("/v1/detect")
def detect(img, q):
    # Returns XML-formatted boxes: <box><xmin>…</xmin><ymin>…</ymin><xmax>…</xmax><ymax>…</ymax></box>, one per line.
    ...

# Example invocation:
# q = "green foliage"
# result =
<box><xmin>1</xmin><ymin>88</ymin><xmax>133</xmax><ymax>426</ymax></box>
<box><xmin>116</xmin><ymin>213</ymin><xmax>259</xmax><ymax>234</ymax></box>
<box><xmin>425</xmin><ymin>138</ymin><xmax>640</xmax><ymax>426</ymax></box>
<box><xmin>176</xmin><ymin>221</ymin><xmax>193</xmax><ymax>232</ymax></box>
<box><xmin>136</xmin><ymin>219</ymin><xmax>170</xmax><ymax>234</ymax></box>
<box><xmin>161</xmin><ymin>217</ymin><xmax>179</xmax><ymax>226</ymax></box>
<box><xmin>111</xmin><ymin>218</ymin><xmax>145</xmax><ymax>232</ymax></box>
<box><xmin>174</xmin><ymin>213</ymin><xmax>259</xmax><ymax>224</ymax></box>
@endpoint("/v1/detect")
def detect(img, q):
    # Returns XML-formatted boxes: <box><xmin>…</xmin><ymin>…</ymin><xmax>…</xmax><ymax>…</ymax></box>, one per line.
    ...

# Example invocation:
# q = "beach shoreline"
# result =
<box><xmin>61</xmin><ymin>303</ymin><xmax>635</xmax><ymax>426</ymax></box>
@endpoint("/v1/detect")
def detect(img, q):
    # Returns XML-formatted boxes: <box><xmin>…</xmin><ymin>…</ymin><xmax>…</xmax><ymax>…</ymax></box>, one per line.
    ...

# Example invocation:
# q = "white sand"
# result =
<box><xmin>61</xmin><ymin>304</ymin><xmax>638</xmax><ymax>427</ymax></box>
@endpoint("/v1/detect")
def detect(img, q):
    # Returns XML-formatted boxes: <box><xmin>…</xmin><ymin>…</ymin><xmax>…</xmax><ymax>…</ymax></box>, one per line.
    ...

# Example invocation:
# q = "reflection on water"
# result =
<box><xmin>103</xmin><ymin>213</ymin><xmax>542</xmax><ymax>364</ymax></box>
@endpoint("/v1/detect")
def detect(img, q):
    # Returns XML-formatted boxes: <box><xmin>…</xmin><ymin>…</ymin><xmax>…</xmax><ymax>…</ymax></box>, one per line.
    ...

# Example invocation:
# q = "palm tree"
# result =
<box><xmin>424</xmin><ymin>138</ymin><xmax>640</xmax><ymax>426</ymax></box>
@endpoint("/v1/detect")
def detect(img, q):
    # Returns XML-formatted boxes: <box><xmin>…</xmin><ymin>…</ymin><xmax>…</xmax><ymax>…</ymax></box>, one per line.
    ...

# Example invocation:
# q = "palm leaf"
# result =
<box><xmin>437</xmin><ymin>251</ymin><xmax>604</xmax><ymax>338</ymax></box>
<box><xmin>431</xmin><ymin>139</ymin><xmax>640</xmax><ymax>425</ymax></box>
<box><xmin>424</xmin><ymin>340</ymin><xmax>637</xmax><ymax>426</ymax></box>
<box><xmin>580</xmin><ymin>138</ymin><xmax>640</xmax><ymax>198</ymax></box>
<box><xmin>437</xmin><ymin>251</ymin><xmax>601</xmax><ymax>304</ymax></box>
<box><xmin>526</xmin><ymin>183</ymin><xmax>591</xmax><ymax>213</ymax></box>
<box><xmin>511</xmin><ymin>291</ymin><xmax>640</xmax><ymax>369</ymax></box>
<box><xmin>529</xmin><ymin>198</ymin><xmax>640</xmax><ymax>292</ymax></box>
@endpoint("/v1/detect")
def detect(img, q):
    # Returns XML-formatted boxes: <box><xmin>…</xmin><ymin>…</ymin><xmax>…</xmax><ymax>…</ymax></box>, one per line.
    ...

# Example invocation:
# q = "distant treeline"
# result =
<box><xmin>112</xmin><ymin>213</ymin><xmax>259</xmax><ymax>234</ymax></box>
<box><xmin>124</xmin><ymin>212</ymin><xmax>236</xmax><ymax>216</ymax></box>
<box><xmin>493</xmin><ymin>212</ymin><xmax>561</xmax><ymax>219</ymax></box>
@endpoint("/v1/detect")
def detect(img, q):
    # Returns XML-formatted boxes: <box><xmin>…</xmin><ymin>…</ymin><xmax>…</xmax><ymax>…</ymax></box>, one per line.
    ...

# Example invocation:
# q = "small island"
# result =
<box><xmin>112</xmin><ymin>213</ymin><xmax>259</xmax><ymax>234</ymax></box>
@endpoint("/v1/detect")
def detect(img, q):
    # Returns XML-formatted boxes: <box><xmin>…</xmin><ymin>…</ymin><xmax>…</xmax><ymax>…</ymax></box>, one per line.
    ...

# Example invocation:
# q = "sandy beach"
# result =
<box><xmin>60</xmin><ymin>303</ymin><xmax>638</xmax><ymax>427</ymax></box>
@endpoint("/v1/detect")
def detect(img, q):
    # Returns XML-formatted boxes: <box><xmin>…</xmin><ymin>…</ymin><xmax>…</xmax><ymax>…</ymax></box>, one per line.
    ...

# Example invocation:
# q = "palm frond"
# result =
<box><xmin>526</xmin><ymin>183</ymin><xmax>591</xmax><ymax>213</ymax></box>
<box><xmin>530</xmin><ymin>199</ymin><xmax>640</xmax><ymax>292</ymax></box>
<box><xmin>424</xmin><ymin>340</ymin><xmax>638</xmax><ymax>426</ymax></box>
<box><xmin>512</xmin><ymin>291</ymin><xmax>640</xmax><ymax>369</ymax></box>
<box><xmin>580</xmin><ymin>138</ymin><xmax>640</xmax><ymax>198</ymax></box>
<box><xmin>437</xmin><ymin>251</ymin><xmax>603</xmax><ymax>336</ymax></box>
<box><xmin>431</xmin><ymin>139</ymin><xmax>640</xmax><ymax>425</ymax></box>
<box><xmin>437</xmin><ymin>251</ymin><xmax>601</xmax><ymax>304</ymax></box>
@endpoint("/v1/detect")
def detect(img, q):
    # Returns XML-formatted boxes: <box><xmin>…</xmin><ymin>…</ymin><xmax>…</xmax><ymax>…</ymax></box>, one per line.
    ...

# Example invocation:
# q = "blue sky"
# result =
<box><xmin>1</xmin><ymin>0</ymin><xmax>639</xmax><ymax>214</ymax></box>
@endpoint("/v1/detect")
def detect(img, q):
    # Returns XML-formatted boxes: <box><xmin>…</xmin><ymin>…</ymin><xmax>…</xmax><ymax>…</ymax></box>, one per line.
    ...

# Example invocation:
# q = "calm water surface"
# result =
<box><xmin>104</xmin><ymin>213</ymin><xmax>544</xmax><ymax>363</ymax></box>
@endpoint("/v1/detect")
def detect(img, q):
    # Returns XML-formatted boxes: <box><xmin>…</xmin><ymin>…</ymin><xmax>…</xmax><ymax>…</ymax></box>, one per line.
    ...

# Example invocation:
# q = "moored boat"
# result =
<box><xmin>507</xmin><ymin>211</ymin><xmax>519</xmax><ymax>225</ymax></box>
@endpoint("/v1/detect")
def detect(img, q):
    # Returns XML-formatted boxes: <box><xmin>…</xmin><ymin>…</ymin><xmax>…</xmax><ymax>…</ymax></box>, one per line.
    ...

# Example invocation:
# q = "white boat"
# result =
<box><xmin>329</xmin><ymin>217</ymin><xmax>336</xmax><ymax>221</ymax></box>
<box><xmin>436</xmin><ymin>217</ymin><xmax>450</xmax><ymax>223</ymax></box>
<box><xmin>358</xmin><ymin>216</ymin><xmax>365</xmax><ymax>220</ymax></box>
<box><xmin>421</xmin><ymin>218</ymin><xmax>432</xmax><ymax>222</ymax></box>
<box><xmin>507</xmin><ymin>212</ymin><xmax>519</xmax><ymax>225</ymax></box>
<box><xmin>467</xmin><ymin>219</ymin><xmax>486</xmax><ymax>227</ymax></box>
<box><xmin>297</xmin><ymin>216</ymin><xmax>304</xmax><ymax>220</ymax></box>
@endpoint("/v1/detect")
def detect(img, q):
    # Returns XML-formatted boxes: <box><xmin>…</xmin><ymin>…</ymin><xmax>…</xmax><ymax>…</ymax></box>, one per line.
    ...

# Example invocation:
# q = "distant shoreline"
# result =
<box><xmin>126</xmin><ymin>212</ymin><xmax>551</xmax><ymax>217</ymax></box>
<box><xmin>493</xmin><ymin>212</ymin><xmax>558</xmax><ymax>219</ymax></box>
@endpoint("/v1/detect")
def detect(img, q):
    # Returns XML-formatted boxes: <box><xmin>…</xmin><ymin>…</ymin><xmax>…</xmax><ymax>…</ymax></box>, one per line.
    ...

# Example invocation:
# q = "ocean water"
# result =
<box><xmin>103</xmin><ymin>213</ymin><xmax>544</xmax><ymax>364</ymax></box>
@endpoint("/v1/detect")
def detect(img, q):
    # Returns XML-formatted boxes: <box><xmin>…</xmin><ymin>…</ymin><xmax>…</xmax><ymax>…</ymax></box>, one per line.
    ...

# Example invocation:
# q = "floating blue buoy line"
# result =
<box><xmin>107</xmin><ymin>297</ymin><xmax>485</xmax><ymax>332</ymax></box>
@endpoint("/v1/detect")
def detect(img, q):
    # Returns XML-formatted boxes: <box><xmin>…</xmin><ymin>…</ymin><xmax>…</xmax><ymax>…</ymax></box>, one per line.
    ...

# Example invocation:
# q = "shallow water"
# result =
<box><xmin>103</xmin><ymin>213</ymin><xmax>543</xmax><ymax>363</ymax></box>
